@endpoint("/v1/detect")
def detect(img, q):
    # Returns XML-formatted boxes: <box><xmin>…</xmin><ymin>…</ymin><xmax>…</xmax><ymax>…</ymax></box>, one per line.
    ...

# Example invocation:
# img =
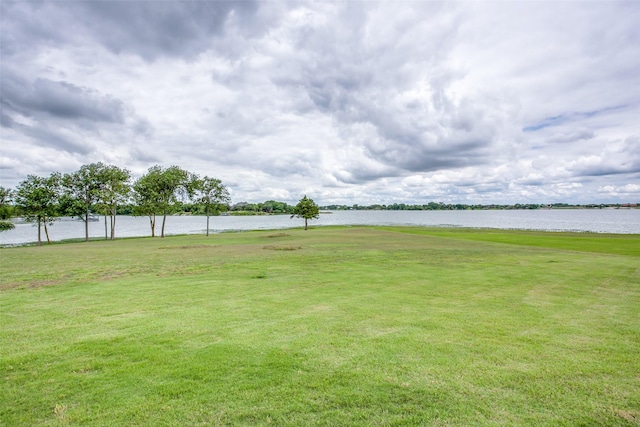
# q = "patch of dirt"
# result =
<box><xmin>263</xmin><ymin>245</ymin><xmax>302</xmax><ymax>251</ymax></box>
<box><xmin>27</xmin><ymin>280</ymin><xmax>65</xmax><ymax>289</ymax></box>
<box><xmin>0</xmin><ymin>278</ymin><xmax>69</xmax><ymax>290</ymax></box>
<box><xmin>615</xmin><ymin>409</ymin><xmax>639</xmax><ymax>423</ymax></box>
<box><xmin>99</xmin><ymin>272</ymin><xmax>126</xmax><ymax>280</ymax></box>
<box><xmin>266</xmin><ymin>232</ymin><xmax>290</xmax><ymax>238</ymax></box>
<box><xmin>159</xmin><ymin>244</ymin><xmax>216</xmax><ymax>250</ymax></box>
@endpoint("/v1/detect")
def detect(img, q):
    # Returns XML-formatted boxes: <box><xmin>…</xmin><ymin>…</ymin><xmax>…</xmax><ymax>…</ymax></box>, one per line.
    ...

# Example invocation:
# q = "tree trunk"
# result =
<box><xmin>161</xmin><ymin>213</ymin><xmax>167</xmax><ymax>238</ymax></box>
<box><xmin>149</xmin><ymin>214</ymin><xmax>156</xmax><ymax>237</ymax></box>
<box><xmin>44</xmin><ymin>221</ymin><xmax>51</xmax><ymax>244</ymax></box>
<box><xmin>305</xmin><ymin>218</ymin><xmax>308</xmax><ymax>230</ymax></box>
<box><xmin>206</xmin><ymin>207</ymin><xmax>210</xmax><ymax>237</ymax></box>
<box><xmin>37</xmin><ymin>217</ymin><xmax>42</xmax><ymax>246</ymax></box>
<box><xmin>85</xmin><ymin>208</ymin><xmax>90</xmax><ymax>242</ymax></box>
<box><xmin>110</xmin><ymin>207</ymin><xmax>117</xmax><ymax>240</ymax></box>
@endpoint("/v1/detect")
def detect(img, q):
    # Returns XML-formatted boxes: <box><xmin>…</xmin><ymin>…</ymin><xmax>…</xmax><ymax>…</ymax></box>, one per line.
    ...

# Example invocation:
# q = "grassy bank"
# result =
<box><xmin>1</xmin><ymin>227</ymin><xmax>639</xmax><ymax>426</ymax></box>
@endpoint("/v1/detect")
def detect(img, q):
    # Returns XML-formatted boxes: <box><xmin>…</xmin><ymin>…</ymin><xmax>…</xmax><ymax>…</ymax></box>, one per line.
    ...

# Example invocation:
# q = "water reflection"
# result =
<box><xmin>1</xmin><ymin>209</ymin><xmax>639</xmax><ymax>245</ymax></box>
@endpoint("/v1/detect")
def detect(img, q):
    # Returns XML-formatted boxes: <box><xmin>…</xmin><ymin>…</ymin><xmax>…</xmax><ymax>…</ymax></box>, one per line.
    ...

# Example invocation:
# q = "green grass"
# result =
<box><xmin>1</xmin><ymin>226</ymin><xmax>639</xmax><ymax>426</ymax></box>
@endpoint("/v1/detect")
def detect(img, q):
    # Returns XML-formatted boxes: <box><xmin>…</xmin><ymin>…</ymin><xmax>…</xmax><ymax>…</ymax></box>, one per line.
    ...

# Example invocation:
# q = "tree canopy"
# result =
<box><xmin>291</xmin><ymin>195</ymin><xmax>319</xmax><ymax>230</ymax></box>
<box><xmin>14</xmin><ymin>174</ymin><xmax>62</xmax><ymax>245</ymax></box>
<box><xmin>62</xmin><ymin>162</ymin><xmax>107</xmax><ymax>241</ymax></box>
<box><xmin>97</xmin><ymin>165</ymin><xmax>131</xmax><ymax>240</ymax></box>
<box><xmin>4</xmin><ymin>164</ymin><xmax>229</xmax><ymax>243</ymax></box>
<box><xmin>0</xmin><ymin>186</ymin><xmax>15</xmax><ymax>231</ymax></box>
<box><xmin>190</xmin><ymin>175</ymin><xmax>231</xmax><ymax>236</ymax></box>
<box><xmin>132</xmin><ymin>165</ymin><xmax>190</xmax><ymax>238</ymax></box>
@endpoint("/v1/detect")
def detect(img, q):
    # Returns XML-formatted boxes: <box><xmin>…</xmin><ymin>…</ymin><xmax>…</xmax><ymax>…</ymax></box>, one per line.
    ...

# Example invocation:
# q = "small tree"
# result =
<box><xmin>62</xmin><ymin>162</ymin><xmax>107</xmax><ymax>242</ymax></box>
<box><xmin>291</xmin><ymin>195</ymin><xmax>319</xmax><ymax>230</ymax></box>
<box><xmin>190</xmin><ymin>175</ymin><xmax>231</xmax><ymax>236</ymax></box>
<box><xmin>133</xmin><ymin>165</ymin><xmax>190</xmax><ymax>238</ymax></box>
<box><xmin>15</xmin><ymin>173</ymin><xmax>62</xmax><ymax>245</ymax></box>
<box><xmin>0</xmin><ymin>221</ymin><xmax>14</xmax><ymax>231</ymax></box>
<box><xmin>132</xmin><ymin>167</ymin><xmax>161</xmax><ymax>237</ymax></box>
<box><xmin>0</xmin><ymin>186</ymin><xmax>14</xmax><ymax>219</ymax></box>
<box><xmin>97</xmin><ymin>165</ymin><xmax>131</xmax><ymax>240</ymax></box>
<box><xmin>0</xmin><ymin>186</ymin><xmax>15</xmax><ymax>231</ymax></box>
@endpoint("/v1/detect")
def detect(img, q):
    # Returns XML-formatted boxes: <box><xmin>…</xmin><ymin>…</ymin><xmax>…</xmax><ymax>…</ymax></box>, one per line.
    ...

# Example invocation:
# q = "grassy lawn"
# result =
<box><xmin>1</xmin><ymin>226</ymin><xmax>639</xmax><ymax>426</ymax></box>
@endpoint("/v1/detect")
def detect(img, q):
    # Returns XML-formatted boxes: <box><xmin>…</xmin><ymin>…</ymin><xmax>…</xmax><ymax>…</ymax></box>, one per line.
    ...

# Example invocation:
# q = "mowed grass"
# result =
<box><xmin>1</xmin><ymin>226</ymin><xmax>639</xmax><ymax>426</ymax></box>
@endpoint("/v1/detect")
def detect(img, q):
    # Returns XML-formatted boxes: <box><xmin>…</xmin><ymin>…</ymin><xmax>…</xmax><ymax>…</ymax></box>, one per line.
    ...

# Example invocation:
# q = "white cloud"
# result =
<box><xmin>1</xmin><ymin>1</ymin><xmax>639</xmax><ymax>204</ymax></box>
<box><xmin>598</xmin><ymin>184</ymin><xmax>640</xmax><ymax>194</ymax></box>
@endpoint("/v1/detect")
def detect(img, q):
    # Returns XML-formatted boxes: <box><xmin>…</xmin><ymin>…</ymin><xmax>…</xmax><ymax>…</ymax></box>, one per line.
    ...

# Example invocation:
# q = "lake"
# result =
<box><xmin>1</xmin><ymin>209</ymin><xmax>639</xmax><ymax>246</ymax></box>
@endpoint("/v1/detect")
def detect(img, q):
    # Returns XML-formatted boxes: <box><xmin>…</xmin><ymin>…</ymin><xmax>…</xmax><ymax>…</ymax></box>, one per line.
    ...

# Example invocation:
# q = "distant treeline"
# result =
<box><xmin>113</xmin><ymin>200</ymin><xmax>296</xmax><ymax>216</ymax></box>
<box><xmin>320</xmin><ymin>202</ymin><xmax>639</xmax><ymax>211</ymax></box>
<box><xmin>112</xmin><ymin>201</ymin><xmax>639</xmax><ymax>216</ymax></box>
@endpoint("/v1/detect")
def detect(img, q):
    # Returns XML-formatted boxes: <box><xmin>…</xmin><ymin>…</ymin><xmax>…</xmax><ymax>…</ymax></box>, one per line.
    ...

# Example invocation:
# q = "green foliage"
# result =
<box><xmin>132</xmin><ymin>165</ymin><xmax>190</xmax><ymax>237</ymax></box>
<box><xmin>190</xmin><ymin>175</ymin><xmax>231</xmax><ymax>236</ymax></box>
<box><xmin>258</xmin><ymin>200</ymin><xmax>293</xmax><ymax>214</ymax></box>
<box><xmin>0</xmin><ymin>186</ymin><xmax>14</xmax><ymax>220</ymax></box>
<box><xmin>1</xmin><ymin>227</ymin><xmax>638</xmax><ymax>425</ymax></box>
<box><xmin>61</xmin><ymin>163</ymin><xmax>104</xmax><ymax>215</ymax></box>
<box><xmin>291</xmin><ymin>195</ymin><xmax>319</xmax><ymax>230</ymax></box>
<box><xmin>322</xmin><ymin>202</ymin><xmax>639</xmax><ymax>210</ymax></box>
<box><xmin>0</xmin><ymin>220</ymin><xmax>15</xmax><ymax>231</ymax></box>
<box><xmin>61</xmin><ymin>163</ymin><xmax>132</xmax><ymax>241</ymax></box>
<box><xmin>230</xmin><ymin>200</ymin><xmax>294</xmax><ymax>214</ymax></box>
<box><xmin>96</xmin><ymin>165</ymin><xmax>131</xmax><ymax>240</ymax></box>
<box><xmin>14</xmin><ymin>173</ymin><xmax>62</xmax><ymax>245</ymax></box>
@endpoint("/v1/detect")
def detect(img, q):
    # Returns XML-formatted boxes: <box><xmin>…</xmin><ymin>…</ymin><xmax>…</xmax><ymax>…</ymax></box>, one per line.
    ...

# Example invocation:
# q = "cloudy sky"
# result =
<box><xmin>1</xmin><ymin>1</ymin><xmax>639</xmax><ymax>205</ymax></box>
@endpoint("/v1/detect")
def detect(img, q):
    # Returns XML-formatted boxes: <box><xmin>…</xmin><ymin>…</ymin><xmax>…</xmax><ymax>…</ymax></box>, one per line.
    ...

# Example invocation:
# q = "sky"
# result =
<box><xmin>1</xmin><ymin>1</ymin><xmax>639</xmax><ymax>205</ymax></box>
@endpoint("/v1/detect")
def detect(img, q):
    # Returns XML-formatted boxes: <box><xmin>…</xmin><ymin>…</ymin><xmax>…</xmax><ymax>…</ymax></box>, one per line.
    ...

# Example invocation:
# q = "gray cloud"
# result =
<box><xmin>0</xmin><ymin>70</ymin><xmax>133</xmax><ymax>156</ymax></box>
<box><xmin>0</xmin><ymin>111</ymin><xmax>15</xmax><ymax>128</ymax></box>
<box><xmin>0</xmin><ymin>2</ymin><xmax>72</xmax><ymax>56</ymax></box>
<box><xmin>257</xmin><ymin>2</ymin><xmax>505</xmax><ymax>177</ymax></box>
<box><xmin>569</xmin><ymin>136</ymin><xmax>640</xmax><ymax>177</ymax></box>
<box><xmin>83</xmin><ymin>1</ymin><xmax>262</xmax><ymax>60</ymax></box>
<box><xmin>1</xmin><ymin>74</ymin><xmax>125</xmax><ymax>123</ymax></box>
<box><xmin>546</xmin><ymin>130</ymin><xmax>595</xmax><ymax>144</ymax></box>
<box><xmin>1</xmin><ymin>0</ymin><xmax>262</xmax><ymax>61</ymax></box>
<box><xmin>1</xmin><ymin>1</ymin><xmax>639</xmax><ymax>205</ymax></box>
<box><xmin>22</xmin><ymin>125</ymin><xmax>93</xmax><ymax>155</ymax></box>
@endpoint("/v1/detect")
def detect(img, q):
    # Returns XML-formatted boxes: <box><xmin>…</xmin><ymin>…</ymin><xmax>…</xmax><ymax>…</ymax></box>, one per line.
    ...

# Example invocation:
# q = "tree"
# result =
<box><xmin>0</xmin><ymin>186</ymin><xmax>14</xmax><ymax>219</ymax></box>
<box><xmin>0</xmin><ymin>186</ymin><xmax>15</xmax><ymax>231</ymax></box>
<box><xmin>132</xmin><ymin>167</ymin><xmax>160</xmax><ymax>237</ymax></box>
<box><xmin>291</xmin><ymin>195</ymin><xmax>319</xmax><ymax>230</ymax></box>
<box><xmin>0</xmin><ymin>221</ymin><xmax>14</xmax><ymax>231</ymax></box>
<box><xmin>14</xmin><ymin>173</ymin><xmax>62</xmax><ymax>245</ymax></box>
<box><xmin>97</xmin><ymin>165</ymin><xmax>131</xmax><ymax>240</ymax></box>
<box><xmin>62</xmin><ymin>162</ymin><xmax>107</xmax><ymax>242</ymax></box>
<box><xmin>190</xmin><ymin>175</ymin><xmax>231</xmax><ymax>236</ymax></box>
<box><xmin>133</xmin><ymin>165</ymin><xmax>190</xmax><ymax>238</ymax></box>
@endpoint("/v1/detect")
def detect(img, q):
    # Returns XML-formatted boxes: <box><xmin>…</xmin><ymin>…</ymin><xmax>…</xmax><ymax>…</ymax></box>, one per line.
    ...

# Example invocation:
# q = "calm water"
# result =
<box><xmin>1</xmin><ymin>209</ymin><xmax>639</xmax><ymax>246</ymax></box>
